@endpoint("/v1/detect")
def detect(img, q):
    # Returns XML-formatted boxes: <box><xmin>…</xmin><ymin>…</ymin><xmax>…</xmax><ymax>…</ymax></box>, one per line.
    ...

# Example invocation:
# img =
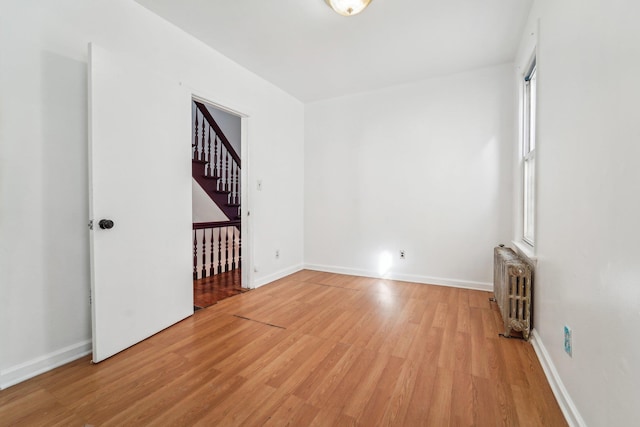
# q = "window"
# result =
<box><xmin>522</xmin><ymin>58</ymin><xmax>536</xmax><ymax>246</ymax></box>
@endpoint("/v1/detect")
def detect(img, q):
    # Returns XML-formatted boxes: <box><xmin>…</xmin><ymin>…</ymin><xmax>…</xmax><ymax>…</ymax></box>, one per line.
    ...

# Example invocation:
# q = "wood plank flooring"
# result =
<box><xmin>193</xmin><ymin>269</ymin><xmax>248</xmax><ymax>309</ymax></box>
<box><xmin>0</xmin><ymin>270</ymin><xmax>567</xmax><ymax>426</ymax></box>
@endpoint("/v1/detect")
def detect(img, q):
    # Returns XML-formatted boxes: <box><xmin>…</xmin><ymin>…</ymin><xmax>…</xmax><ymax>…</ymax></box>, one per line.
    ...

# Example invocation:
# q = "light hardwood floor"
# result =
<box><xmin>0</xmin><ymin>270</ymin><xmax>567</xmax><ymax>426</ymax></box>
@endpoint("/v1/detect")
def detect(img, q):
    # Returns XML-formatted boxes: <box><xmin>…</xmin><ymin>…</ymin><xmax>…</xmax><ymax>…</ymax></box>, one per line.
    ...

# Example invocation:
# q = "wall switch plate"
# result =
<box><xmin>564</xmin><ymin>325</ymin><xmax>572</xmax><ymax>357</ymax></box>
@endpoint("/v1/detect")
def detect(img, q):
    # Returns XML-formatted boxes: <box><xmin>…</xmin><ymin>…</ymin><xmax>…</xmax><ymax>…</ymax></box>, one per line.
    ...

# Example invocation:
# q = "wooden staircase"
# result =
<box><xmin>192</xmin><ymin>101</ymin><xmax>242</xmax><ymax>281</ymax></box>
<box><xmin>191</xmin><ymin>160</ymin><xmax>240</xmax><ymax>220</ymax></box>
<box><xmin>192</xmin><ymin>101</ymin><xmax>241</xmax><ymax>220</ymax></box>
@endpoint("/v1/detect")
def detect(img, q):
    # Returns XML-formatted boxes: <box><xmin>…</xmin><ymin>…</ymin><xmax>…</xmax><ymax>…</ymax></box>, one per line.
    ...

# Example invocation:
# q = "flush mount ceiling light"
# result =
<box><xmin>325</xmin><ymin>0</ymin><xmax>372</xmax><ymax>16</ymax></box>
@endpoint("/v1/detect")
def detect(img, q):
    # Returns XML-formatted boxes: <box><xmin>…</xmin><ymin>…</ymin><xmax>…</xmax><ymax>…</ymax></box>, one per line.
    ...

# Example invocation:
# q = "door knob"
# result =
<box><xmin>99</xmin><ymin>219</ymin><xmax>114</xmax><ymax>230</ymax></box>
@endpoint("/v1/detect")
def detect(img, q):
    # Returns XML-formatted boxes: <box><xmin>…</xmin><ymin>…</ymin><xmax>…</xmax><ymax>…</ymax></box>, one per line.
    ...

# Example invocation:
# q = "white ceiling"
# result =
<box><xmin>135</xmin><ymin>0</ymin><xmax>532</xmax><ymax>102</ymax></box>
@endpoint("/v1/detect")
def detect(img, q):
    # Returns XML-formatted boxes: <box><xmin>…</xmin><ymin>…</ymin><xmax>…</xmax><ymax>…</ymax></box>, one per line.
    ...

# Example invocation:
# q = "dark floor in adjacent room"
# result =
<box><xmin>193</xmin><ymin>268</ymin><xmax>249</xmax><ymax>309</ymax></box>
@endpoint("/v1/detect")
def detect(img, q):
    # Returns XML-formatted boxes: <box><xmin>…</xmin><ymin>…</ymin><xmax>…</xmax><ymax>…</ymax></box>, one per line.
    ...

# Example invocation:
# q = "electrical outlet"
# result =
<box><xmin>275</xmin><ymin>250</ymin><xmax>280</xmax><ymax>259</ymax></box>
<box><xmin>564</xmin><ymin>325</ymin><xmax>572</xmax><ymax>357</ymax></box>
<box><xmin>400</xmin><ymin>250</ymin><xmax>406</xmax><ymax>259</ymax></box>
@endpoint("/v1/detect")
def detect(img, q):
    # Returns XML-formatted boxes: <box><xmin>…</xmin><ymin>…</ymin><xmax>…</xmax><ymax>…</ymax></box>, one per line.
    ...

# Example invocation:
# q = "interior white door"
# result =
<box><xmin>88</xmin><ymin>44</ymin><xmax>193</xmax><ymax>362</ymax></box>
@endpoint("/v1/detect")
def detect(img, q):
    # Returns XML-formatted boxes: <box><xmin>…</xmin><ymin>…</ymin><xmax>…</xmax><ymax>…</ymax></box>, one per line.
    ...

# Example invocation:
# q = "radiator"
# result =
<box><xmin>493</xmin><ymin>246</ymin><xmax>532</xmax><ymax>340</ymax></box>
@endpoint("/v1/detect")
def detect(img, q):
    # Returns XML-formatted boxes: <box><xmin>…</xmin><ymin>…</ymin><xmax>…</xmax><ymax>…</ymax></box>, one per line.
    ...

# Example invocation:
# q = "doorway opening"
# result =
<box><xmin>191</xmin><ymin>98</ymin><xmax>248</xmax><ymax>309</ymax></box>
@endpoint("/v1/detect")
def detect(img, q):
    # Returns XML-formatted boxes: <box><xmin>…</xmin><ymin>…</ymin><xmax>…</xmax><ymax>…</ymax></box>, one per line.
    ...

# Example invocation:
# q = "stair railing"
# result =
<box><xmin>192</xmin><ymin>220</ymin><xmax>241</xmax><ymax>280</ymax></box>
<box><xmin>193</xmin><ymin>101</ymin><xmax>241</xmax><ymax>208</ymax></box>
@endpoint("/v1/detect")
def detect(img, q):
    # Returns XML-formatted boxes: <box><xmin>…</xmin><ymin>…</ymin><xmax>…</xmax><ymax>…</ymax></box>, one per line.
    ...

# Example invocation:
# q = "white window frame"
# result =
<box><xmin>522</xmin><ymin>58</ymin><xmax>537</xmax><ymax>246</ymax></box>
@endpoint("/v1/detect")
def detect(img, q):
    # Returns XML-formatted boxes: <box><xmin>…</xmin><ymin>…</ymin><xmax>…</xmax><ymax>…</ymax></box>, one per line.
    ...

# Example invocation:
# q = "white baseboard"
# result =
<box><xmin>251</xmin><ymin>263</ymin><xmax>304</xmax><ymax>288</ymax></box>
<box><xmin>303</xmin><ymin>263</ymin><xmax>492</xmax><ymax>292</ymax></box>
<box><xmin>530</xmin><ymin>329</ymin><xmax>586</xmax><ymax>427</ymax></box>
<box><xmin>0</xmin><ymin>339</ymin><xmax>92</xmax><ymax>390</ymax></box>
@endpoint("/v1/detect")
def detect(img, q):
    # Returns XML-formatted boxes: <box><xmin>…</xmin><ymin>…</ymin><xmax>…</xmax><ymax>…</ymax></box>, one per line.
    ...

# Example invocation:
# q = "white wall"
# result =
<box><xmin>304</xmin><ymin>64</ymin><xmax>515</xmax><ymax>288</ymax></box>
<box><xmin>0</xmin><ymin>0</ymin><xmax>304</xmax><ymax>388</ymax></box>
<box><xmin>515</xmin><ymin>0</ymin><xmax>640</xmax><ymax>425</ymax></box>
<box><xmin>192</xmin><ymin>180</ymin><xmax>227</xmax><ymax>223</ymax></box>
<box><xmin>207</xmin><ymin>105</ymin><xmax>241</xmax><ymax>156</ymax></box>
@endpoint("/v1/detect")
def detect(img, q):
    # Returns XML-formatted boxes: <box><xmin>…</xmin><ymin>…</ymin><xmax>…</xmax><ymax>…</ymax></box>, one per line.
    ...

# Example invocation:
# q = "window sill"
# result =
<box><xmin>512</xmin><ymin>240</ymin><xmax>537</xmax><ymax>265</ymax></box>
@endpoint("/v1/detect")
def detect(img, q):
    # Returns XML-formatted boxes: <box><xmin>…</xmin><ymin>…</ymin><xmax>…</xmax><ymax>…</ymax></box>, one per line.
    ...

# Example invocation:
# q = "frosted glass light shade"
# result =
<box><xmin>325</xmin><ymin>0</ymin><xmax>372</xmax><ymax>16</ymax></box>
